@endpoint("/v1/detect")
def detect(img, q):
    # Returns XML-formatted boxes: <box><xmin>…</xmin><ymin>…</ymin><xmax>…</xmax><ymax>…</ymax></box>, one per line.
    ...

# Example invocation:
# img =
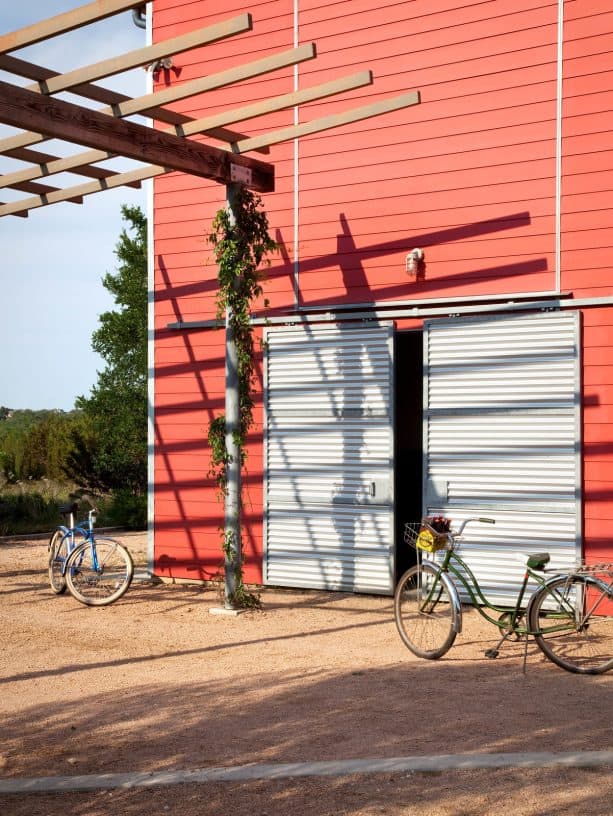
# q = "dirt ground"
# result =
<box><xmin>1</xmin><ymin>533</ymin><xmax>612</xmax><ymax>816</ymax></box>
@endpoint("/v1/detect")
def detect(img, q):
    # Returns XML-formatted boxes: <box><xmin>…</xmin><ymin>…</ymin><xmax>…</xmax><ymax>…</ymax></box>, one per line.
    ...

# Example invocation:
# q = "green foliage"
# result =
<box><xmin>0</xmin><ymin>207</ymin><xmax>148</xmax><ymax>535</ymax></box>
<box><xmin>0</xmin><ymin>480</ymin><xmax>84</xmax><ymax>536</ymax></box>
<box><xmin>207</xmin><ymin>187</ymin><xmax>276</xmax><ymax>608</ymax></box>
<box><xmin>0</xmin><ymin>409</ymin><xmax>81</xmax><ymax>483</ymax></box>
<box><xmin>101</xmin><ymin>489</ymin><xmax>147</xmax><ymax>530</ymax></box>
<box><xmin>0</xmin><ymin>492</ymin><xmax>60</xmax><ymax>536</ymax></box>
<box><xmin>221</xmin><ymin>528</ymin><xmax>262</xmax><ymax>609</ymax></box>
<box><xmin>70</xmin><ymin>205</ymin><xmax>148</xmax><ymax>497</ymax></box>
<box><xmin>207</xmin><ymin>186</ymin><xmax>276</xmax><ymax>490</ymax></box>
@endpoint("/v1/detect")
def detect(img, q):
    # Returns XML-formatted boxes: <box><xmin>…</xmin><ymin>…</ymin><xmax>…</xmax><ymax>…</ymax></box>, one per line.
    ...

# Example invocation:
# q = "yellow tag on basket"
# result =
<box><xmin>416</xmin><ymin>527</ymin><xmax>446</xmax><ymax>553</ymax></box>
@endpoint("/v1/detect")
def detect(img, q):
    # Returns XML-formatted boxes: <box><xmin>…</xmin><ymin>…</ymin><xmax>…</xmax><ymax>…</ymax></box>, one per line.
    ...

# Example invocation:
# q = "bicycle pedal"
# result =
<box><xmin>484</xmin><ymin>649</ymin><xmax>499</xmax><ymax>659</ymax></box>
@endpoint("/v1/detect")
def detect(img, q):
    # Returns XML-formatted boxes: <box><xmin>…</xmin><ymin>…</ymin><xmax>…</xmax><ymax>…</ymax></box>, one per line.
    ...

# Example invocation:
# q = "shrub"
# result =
<box><xmin>103</xmin><ymin>490</ymin><xmax>147</xmax><ymax>530</ymax></box>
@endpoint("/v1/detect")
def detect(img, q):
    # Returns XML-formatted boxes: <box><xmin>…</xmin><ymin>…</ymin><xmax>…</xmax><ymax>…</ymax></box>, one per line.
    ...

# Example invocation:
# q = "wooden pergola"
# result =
<box><xmin>0</xmin><ymin>0</ymin><xmax>422</xmax><ymax>606</ymax></box>
<box><xmin>0</xmin><ymin>0</ymin><xmax>420</xmax><ymax>219</ymax></box>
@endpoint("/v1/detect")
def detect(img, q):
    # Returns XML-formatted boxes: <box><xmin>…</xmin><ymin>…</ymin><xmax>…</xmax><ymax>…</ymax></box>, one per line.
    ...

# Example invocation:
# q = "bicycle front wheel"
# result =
<box><xmin>65</xmin><ymin>538</ymin><xmax>134</xmax><ymax>606</ymax></box>
<box><xmin>394</xmin><ymin>561</ymin><xmax>459</xmax><ymax>659</ymax></box>
<box><xmin>529</xmin><ymin>575</ymin><xmax>613</xmax><ymax>674</ymax></box>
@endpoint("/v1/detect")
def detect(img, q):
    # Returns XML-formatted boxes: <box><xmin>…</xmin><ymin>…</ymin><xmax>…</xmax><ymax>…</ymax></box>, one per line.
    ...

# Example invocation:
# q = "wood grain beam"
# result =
<box><xmin>0</xmin><ymin>42</ymin><xmax>316</xmax><ymax>156</ymax></box>
<box><xmin>0</xmin><ymin>84</ymin><xmax>421</xmax><ymax>217</ymax></box>
<box><xmin>0</xmin><ymin>53</ymin><xmax>269</xmax><ymax>154</ymax></box>
<box><xmin>0</xmin><ymin>0</ymin><xmax>145</xmax><ymax>54</ymax></box>
<box><xmin>0</xmin><ymin>80</ymin><xmax>274</xmax><ymax>191</ymax></box>
<box><xmin>233</xmin><ymin>91</ymin><xmax>421</xmax><ymax>153</ymax></box>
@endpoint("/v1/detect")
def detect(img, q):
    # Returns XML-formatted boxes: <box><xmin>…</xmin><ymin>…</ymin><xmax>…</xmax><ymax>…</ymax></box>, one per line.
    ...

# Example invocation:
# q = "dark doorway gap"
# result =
<box><xmin>394</xmin><ymin>330</ymin><xmax>423</xmax><ymax>582</ymax></box>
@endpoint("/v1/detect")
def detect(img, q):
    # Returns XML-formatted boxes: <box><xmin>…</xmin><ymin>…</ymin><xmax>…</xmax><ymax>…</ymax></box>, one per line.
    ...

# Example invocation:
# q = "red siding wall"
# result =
<box><xmin>295</xmin><ymin>0</ymin><xmax>559</xmax><ymax>307</ymax></box>
<box><xmin>153</xmin><ymin>0</ymin><xmax>613</xmax><ymax>579</ymax></box>
<box><xmin>564</xmin><ymin>2</ymin><xmax>613</xmax><ymax>567</ymax></box>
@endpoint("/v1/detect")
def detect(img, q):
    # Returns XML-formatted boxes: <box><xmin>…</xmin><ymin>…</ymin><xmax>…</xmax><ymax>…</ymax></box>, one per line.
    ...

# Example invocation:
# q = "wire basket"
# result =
<box><xmin>404</xmin><ymin>521</ymin><xmax>450</xmax><ymax>553</ymax></box>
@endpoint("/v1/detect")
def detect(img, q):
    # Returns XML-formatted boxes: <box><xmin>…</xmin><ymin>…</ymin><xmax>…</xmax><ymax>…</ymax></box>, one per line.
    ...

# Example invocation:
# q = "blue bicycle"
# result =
<box><xmin>48</xmin><ymin>502</ymin><xmax>133</xmax><ymax>606</ymax></box>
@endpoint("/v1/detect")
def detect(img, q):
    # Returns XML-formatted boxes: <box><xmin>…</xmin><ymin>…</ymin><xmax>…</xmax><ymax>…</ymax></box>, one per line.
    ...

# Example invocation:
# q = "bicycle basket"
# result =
<box><xmin>404</xmin><ymin>521</ymin><xmax>449</xmax><ymax>553</ymax></box>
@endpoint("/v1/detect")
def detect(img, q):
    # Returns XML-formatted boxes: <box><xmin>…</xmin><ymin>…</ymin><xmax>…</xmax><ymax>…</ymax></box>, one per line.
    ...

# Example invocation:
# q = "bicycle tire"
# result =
<box><xmin>48</xmin><ymin>529</ymin><xmax>68</xmax><ymax>594</ymax></box>
<box><xmin>394</xmin><ymin>561</ymin><xmax>459</xmax><ymax>659</ymax></box>
<box><xmin>529</xmin><ymin>574</ymin><xmax>613</xmax><ymax>675</ymax></box>
<box><xmin>65</xmin><ymin>537</ymin><xmax>134</xmax><ymax>606</ymax></box>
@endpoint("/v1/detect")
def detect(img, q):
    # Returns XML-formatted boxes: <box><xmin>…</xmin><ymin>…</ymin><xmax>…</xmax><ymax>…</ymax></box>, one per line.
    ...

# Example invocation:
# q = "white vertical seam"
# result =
<box><xmin>293</xmin><ymin>0</ymin><xmax>299</xmax><ymax>308</ymax></box>
<box><xmin>146</xmin><ymin>2</ymin><xmax>155</xmax><ymax>574</ymax></box>
<box><xmin>555</xmin><ymin>0</ymin><xmax>564</xmax><ymax>294</ymax></box>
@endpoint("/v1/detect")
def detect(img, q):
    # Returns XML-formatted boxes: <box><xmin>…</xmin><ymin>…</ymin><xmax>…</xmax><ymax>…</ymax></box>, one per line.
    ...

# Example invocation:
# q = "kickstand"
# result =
<box><xmin>485</xmin><ymin>631</ymin><xmax>530</xmax><ymax>673</ymax></box>
<box><xmin>484</xmin><ymin>631</ymin><xmax>508</xmax><ymax>660</ymax></box>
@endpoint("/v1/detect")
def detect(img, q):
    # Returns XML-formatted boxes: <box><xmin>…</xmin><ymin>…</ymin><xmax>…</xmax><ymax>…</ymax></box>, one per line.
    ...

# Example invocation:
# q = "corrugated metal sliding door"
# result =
<box><xmin>424</xmin><ymin>311</ymin><xmax>581</xmax><ymax>603</ymax></box>
<box><xmin>264</xmin><ymin>322</ymin><xmax>395</xmax><ymax>594</ymax></box>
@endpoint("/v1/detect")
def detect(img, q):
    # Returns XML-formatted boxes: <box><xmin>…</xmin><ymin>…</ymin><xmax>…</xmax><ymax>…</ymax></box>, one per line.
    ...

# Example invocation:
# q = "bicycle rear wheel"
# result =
<box><xmin>65</xmin><ymin>537</ymin><xmax>134</xmax><ymax>606</ymax></box>
<box><xmin>48</xmin><ymin>529</ymin><xmax>70</xmax><ymax>594</ymax></box>
<box><xmin>394</xmin><ymin>561</ymin><xmax>459</xmax><ymax>659</ymax></box>
<box><xmin>529</xmin><ymin>575</ymin><xmax>613</xmax><ymax>674</ymax></box>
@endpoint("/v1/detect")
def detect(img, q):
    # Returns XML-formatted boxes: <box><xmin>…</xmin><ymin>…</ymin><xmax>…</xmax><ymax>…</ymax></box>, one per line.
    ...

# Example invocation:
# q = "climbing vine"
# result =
<box><xmin>207</xmin><ymin>186</ymin><xmax>277</xmax><ymax>608</ymax></box>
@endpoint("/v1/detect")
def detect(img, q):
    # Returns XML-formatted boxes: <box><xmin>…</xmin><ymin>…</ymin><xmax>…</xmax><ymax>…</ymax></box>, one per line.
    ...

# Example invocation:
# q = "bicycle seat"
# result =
<box><xmin>513</xmin><ymin>552</ymin><xmax>550</xmax><ymax>570</ymax></box>
<box><xmin>59</xmin><ymin>501</ymin><xmax>79</xmax><ymax>516</ymax></box>
<box><xmin>526</xmin><ymin>552</ymin><xmax>551</xmax><ymax>570</ymax></box>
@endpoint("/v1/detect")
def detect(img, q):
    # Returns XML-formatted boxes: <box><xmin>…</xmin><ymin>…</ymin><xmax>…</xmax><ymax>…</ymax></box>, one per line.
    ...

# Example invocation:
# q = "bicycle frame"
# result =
<box><xmin>57</xmin><ymin>510</ymin><xmax>97</xmax><ymax>577</ymax></box>
<box><xmin>419</xmin><ymin>547</ymin><xmax>556</xmax><ymax>637</ymax></box>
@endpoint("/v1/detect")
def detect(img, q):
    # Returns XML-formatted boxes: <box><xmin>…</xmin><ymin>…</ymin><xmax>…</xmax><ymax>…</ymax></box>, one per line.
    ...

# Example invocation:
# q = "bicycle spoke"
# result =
<box><xmin>530</xmin><ymin>576</ymin><xmax>613</xmax><ymax>674</ymax></box>
<box><xmin>394</xmin><ymin>562</ymin><xmax>458</xmax><ymax>659</ymax></box>
<box><xmin>65</xmin><ymin>538</ymin><xmax>134</xmax><ymax>606</ymax></box>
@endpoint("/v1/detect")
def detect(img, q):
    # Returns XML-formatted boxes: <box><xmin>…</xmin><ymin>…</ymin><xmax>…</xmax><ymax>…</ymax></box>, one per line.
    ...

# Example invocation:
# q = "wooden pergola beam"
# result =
<box><xmin>0</xmin><ymin>43</ymin><xmax>315</xmax><ymax>156</ymax></box>
<box><xmin>0</xmin><ymin>0</ymin><xmax>146</xmax><ymax>54</ymax></box>
<box><xmin>5</xmin><ymin>145</ymin><xmax>142</xmax><ymax>188</ymax></box>
<box><xmin>175</xmin><ymin>71</ymin><xmax>374</xmax><ymax>135</ymax></box>
<box><xmin>28</xmin><ymin>15</ymin><xmax>252</xmax><ymax>96</ymax></box>
<box><xmin>0</xmin><ymin>53</ymin><xmax>269</xmax><ymax>155</ymax></box>
<box><xmin>0</xmin><ymin>202</ymin><xmax>27</xmax><ymax>217</ymax></box>
<box><xmin>0</xmin><ymin>85</ymin><xmax>422</xmax><ymax>218</ymax></box>
<box><xmin>0</xmin><ymin>144</ymin><xmax>153</xmax><ymax>191</ymax></box>
<box><xmin>0</xmin><ymin>164</ymin><xmax>163</xmax><ymax>218</ymax></box>
<box><xmin>0</xmin><ymin>80</ymin><xmax>274</xmax><ymax>192</ymax></box>
<box><xmin>233</xmin><ymin>90</ymin><xmax>422</xmax><ymax>153</ymax></box>
<box><xmin>7</xmin><ymin>177</ymin><xmax>84</xmax><ymax>202</ymax></box>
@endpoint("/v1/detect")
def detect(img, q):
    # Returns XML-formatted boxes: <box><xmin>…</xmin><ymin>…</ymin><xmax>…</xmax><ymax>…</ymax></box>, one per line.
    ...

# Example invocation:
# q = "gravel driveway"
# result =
<box><xmin>1</xmin><ymin>533</ymin><xmax>612</xmax><ymax>815</ymax></box>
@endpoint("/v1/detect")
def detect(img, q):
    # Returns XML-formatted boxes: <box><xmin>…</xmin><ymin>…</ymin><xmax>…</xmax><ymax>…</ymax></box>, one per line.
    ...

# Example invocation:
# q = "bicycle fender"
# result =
<box><xmin>421</xmin><ymin>558</ymin><xmax>463</xmax><ymax>634</ymax></box>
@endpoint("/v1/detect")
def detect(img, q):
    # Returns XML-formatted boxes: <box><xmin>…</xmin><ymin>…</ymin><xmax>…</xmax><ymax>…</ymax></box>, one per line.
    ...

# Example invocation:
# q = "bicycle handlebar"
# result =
<box><xmin>455</xmin><ymin>516</ymin><xmax>495</xmax><ymax>536</ymax></box>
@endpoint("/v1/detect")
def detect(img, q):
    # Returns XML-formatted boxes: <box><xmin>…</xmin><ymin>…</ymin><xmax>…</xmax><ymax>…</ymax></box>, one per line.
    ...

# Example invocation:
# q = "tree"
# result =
<box><xmin>70</xmin><ymin>205</ymin><xmax>148</xmax><ymax>497</ymax></box>
<box><xmin>0</xmin><ymin>409</ymin><xmax>76</xmax><ymax>482</ymax></box>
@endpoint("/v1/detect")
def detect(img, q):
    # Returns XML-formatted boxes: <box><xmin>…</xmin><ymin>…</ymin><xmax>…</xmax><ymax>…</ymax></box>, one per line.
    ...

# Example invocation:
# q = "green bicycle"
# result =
<box><xmin>394</xmin><ymin>517</ymin><xmax>613</xmax><ymax>674</ymax></box>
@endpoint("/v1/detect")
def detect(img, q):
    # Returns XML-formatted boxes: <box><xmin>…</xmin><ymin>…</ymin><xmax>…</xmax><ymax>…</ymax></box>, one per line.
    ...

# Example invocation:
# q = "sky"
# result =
<box><xmin>0</xmin><ymin>2</ymin><xmax>148</xmax><ymax>411</ymax></box>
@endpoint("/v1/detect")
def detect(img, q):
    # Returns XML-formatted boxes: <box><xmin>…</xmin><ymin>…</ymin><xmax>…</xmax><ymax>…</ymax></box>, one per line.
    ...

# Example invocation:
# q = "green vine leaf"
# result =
<box><xmin>207</xmin><ymin>186</ymin><xmax>277</xmax><ymax>609</ymax></box>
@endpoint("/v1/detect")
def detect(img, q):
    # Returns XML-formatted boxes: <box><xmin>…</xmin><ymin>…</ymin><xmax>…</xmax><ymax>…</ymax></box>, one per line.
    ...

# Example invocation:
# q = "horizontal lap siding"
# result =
<box><xmin>153</xmin><ymin>0</ymin><xmax>296</xmax><ymax>318</ymax></box>
<box><xmin>296</xmin><ymin>0</ymin><xmax>559</xmax><ymax>306</ymax></box>
<box><xmin>154</xmin><ymin>321</ymin><xmax>266</xmax><ymax>583</ymax></box>
<box><xmin>582</xmin><ymin>309</ymin><xmax>613</xmax><ymax>566</ymax></box>
<box><xmin>563</xmin><ymin>4</ymin><xmax>613</xmax><ymax>567</ymax></box>
<box><xmin>561</xmin><ymin>5</ymin><xmax>613</xmax><ymax>298</ymax></box>
<box><xmin>152</xmin><ymin>1</ymin><xmax>295</xmax><ymax>580</ymax></box>
<box><xmin>152</xmin><ymin>0</ymin><xmax>613</xmax><ymax>576</ymax></box>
